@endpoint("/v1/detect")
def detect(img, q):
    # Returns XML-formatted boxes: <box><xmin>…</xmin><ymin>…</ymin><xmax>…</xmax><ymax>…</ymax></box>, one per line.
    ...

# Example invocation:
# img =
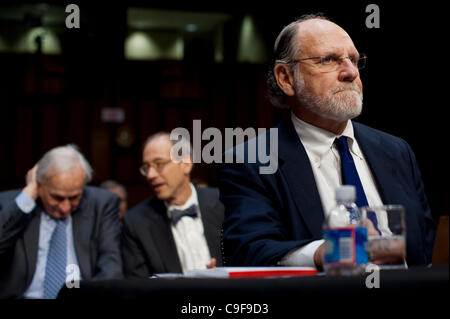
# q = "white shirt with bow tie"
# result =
<box><xmin>165</xmin><ymin>183</ymin><xmax>211</xmax><ymax>273</ymax></box>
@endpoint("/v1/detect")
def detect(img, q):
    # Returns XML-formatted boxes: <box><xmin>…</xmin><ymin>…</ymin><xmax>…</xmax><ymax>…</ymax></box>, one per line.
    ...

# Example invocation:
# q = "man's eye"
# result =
<box><xmin>154</xmin><ymin>161</ymin><xmax>165</xmax><ymax>168</ymax></box>
<box><xmin>348</xmin><ymin>56</ymin><xmax>358</xmax><ymax>65</ymax></box>
<box><xmin>321</xmin><ymin>57</ymin><xmax>334</xmax><ymax>65</ymax></box>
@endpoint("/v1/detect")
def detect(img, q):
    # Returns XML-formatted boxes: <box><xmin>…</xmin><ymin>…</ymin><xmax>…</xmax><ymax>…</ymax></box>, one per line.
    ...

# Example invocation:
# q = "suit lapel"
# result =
<box><xmin>277</xmin><ymin>118</ymin><xmax>325</xmax><ymax>237</ymax></box>
<box><xmin>71</xmin><ymin>190</ymin><xmax>94</xmax><ymax>278</ymax></box>
<box><xmin>197</xmin><ymin>188</ymin><xmax>221</xmax><ymax>262</ymax></box>
<box><xmin>23</xmin><ymin>208</ymin><xmax>41</xmax><ymax>285</ymax></box>
<box><xmin>147</xmin><ymin>199</ymin><xmax>183</xmax><ymax>273</ymax></box>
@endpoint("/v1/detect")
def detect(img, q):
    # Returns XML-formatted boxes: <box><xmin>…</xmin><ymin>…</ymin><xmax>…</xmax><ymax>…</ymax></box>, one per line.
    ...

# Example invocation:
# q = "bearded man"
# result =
<box><xmin>218</xmin><ymin>14</ymin><xmax>436</xmax><ymax>270</ymax></box>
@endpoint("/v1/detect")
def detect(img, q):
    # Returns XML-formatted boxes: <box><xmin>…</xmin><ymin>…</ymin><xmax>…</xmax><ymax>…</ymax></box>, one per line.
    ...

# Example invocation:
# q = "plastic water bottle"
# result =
<box><xmin>323</xmin><ymin>185</ymin><xmax>369</xmax><ymax>275</ymax></box>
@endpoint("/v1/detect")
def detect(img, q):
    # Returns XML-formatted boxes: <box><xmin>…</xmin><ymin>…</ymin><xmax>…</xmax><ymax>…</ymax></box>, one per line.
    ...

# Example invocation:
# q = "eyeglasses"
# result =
<box><xmin>139</xmin><ymin>159</ymin><xmax>172</xmax><ymax>176</ymax></box>
<box><xmin>277</xmin><ymin>53</ymin><xmax>367</xmax><ymax>73</ymax></box>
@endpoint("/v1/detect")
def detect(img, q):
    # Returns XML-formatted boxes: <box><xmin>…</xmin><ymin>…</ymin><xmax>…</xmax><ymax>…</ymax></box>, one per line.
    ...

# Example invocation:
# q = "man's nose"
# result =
<box><xmin>146</xmin><ymin>166</ymin><xmax>158</xmax><ymax>180</ymax></box>
<box><xmin>338</xmin><ymin>58</ymin><xmax>359</xmax><ymax>82</ymax></box>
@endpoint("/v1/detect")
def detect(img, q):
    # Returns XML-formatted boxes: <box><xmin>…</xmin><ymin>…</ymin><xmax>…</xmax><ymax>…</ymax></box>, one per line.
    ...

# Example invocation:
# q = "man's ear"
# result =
<box><xmin>36</xmin><ymin>182</ymin><xmax>43</xmax><ymax>198</ymax></box>
<box><xmin>274</xmin><ymin>64</ymin><xmax>296</xmax><ymax>97</ymax></box>
<box><xmin>181</xmin><ymin>155</ymin><xmax>193</xmax><ymax>175</ymax></box>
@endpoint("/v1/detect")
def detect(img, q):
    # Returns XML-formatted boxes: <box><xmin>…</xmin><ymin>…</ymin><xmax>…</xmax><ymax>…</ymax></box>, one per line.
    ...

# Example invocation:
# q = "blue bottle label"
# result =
<box><xmin>323</xmin><ymin>226</ymin><xmax>368</xmax><ymax>264</ymax></box>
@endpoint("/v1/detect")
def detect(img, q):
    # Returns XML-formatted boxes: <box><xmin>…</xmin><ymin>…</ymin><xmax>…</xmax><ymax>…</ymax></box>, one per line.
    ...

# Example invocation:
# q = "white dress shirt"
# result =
<box><xmin>165</xmin><ymin>184</ymin><xmax>211</xmax><ymax>273</ymax></box>
<box><xmin>280</xmin><ymin>113</ymin><xmax>386</xmax><ymax>267</ymax></box>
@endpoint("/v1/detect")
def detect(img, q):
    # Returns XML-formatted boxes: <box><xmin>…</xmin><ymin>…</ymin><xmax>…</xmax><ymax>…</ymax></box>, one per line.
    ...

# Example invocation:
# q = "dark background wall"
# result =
<box><xmin>0</xmin><ymin>1</ymin><xmax>447</xmax><ymax>220</ymax></box>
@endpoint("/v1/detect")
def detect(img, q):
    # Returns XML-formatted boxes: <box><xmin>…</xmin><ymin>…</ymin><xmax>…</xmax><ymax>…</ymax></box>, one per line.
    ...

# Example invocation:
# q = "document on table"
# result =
<box><xmin>184</xmin><ymin>267</ymin><xmax>317</xmax><ymax>278</ymax></box>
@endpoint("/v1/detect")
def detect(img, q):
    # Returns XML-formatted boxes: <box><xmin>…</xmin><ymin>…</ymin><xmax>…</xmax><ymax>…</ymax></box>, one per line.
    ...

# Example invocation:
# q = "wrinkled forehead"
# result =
<box><xmin>296</xmin><ymin>19</ymin><xmax>358</xmax><ymax>57</ymax></box>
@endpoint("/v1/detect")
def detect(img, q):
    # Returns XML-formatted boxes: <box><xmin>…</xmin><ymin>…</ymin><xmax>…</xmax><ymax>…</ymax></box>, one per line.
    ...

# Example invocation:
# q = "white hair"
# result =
<box><xmin>36</xmin><ymin>144</ymin><xmax>93</xmax><ymax>184</ymax></box>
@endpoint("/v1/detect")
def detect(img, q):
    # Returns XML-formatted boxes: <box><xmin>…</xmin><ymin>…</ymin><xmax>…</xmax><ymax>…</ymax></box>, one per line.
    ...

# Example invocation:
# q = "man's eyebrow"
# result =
<box><xmin>320</xmin><ymin>51</ymin><xmax>359</xmax><ymax>58</ymax></box>
<box><xmin>319</xmin><ymin>51</ymin><xmax>339</xmax><ymax>58</ymax></box>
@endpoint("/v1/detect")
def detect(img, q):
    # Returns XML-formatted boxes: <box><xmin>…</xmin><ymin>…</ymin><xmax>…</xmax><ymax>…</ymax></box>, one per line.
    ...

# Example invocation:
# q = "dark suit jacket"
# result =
<box><xmin>218</xmin><ymin>118</ymin><xmax>436</xmax><ymax>267</ymax></box>
<box><xmin>122</xmin><ymin>187</ymin><xmax>224</xmax><ymax>277</ymax></box>
<box><xmin>0</xmin><ymin>186</ymin><xmax>123</xmax><ymax>299</ymax></box>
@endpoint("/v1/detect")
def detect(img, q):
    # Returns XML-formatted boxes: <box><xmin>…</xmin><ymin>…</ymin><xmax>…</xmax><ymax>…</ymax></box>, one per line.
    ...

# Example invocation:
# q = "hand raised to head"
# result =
<box><xmin>23</xmin><ymin>164</ymin><xmax>39</xmax><ymax>200</ymax></box>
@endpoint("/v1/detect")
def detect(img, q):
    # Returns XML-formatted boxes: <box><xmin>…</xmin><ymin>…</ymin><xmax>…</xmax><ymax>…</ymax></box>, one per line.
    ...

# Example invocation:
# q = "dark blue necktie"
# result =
<box><xmin>335</xmin><ymin>136</ymin><xmax>381</xmax><ymax>235</ymax></box>
<box><xmin>170</xmin><ymin>204</ymin><xmax>198</xmax><ymax>225</ymax></box>
<box><xmin>44</xmin><ymin>219</ymin><xmax>67</xmax><ymax>299</ymax></box>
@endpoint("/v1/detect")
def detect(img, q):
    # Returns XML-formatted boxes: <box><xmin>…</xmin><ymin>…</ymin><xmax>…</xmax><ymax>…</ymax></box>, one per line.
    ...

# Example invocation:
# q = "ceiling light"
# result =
<box><xmin>185</xmin><ymin>24</ymin><xmax>198</xmax><ymax>32</ymax></box>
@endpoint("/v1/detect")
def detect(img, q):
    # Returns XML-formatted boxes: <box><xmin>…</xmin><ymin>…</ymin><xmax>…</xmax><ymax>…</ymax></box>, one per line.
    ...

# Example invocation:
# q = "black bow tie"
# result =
<box><xmin>170</xmin><ymin>204</ymin><xmax>198</xmax><ymax>225</ymax></box>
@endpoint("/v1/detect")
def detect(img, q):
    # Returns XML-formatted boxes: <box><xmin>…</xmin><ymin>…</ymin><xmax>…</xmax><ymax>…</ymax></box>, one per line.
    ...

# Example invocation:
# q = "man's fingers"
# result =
<box><xmin>206</xmin><ymin>258</ymin><xmax>217</xmax><ymax>269</ymax></box>
<box><xmin>26</xmin><ymin>164</ymin><xmax>38</xmax><ymax>184</ymax></box>
<box><xmin>23</xmin><ymin>164</ymin><xmax>39</xmax><ymax>200</ymax></box>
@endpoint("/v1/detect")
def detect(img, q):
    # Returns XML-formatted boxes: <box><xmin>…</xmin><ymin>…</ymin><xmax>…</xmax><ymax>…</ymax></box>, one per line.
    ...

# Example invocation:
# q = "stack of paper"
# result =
<box><xmin>185</xmin><ymin>267</ymin><xmax>317</xmax><ymax>278</ymax></box>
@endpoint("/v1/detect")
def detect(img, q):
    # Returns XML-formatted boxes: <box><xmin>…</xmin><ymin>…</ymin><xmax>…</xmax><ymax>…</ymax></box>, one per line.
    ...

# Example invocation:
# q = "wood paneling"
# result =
<box><xmin>0</xmin><ymin>54</ymin><xmax>279</xmax><ymax>206</ymax></box>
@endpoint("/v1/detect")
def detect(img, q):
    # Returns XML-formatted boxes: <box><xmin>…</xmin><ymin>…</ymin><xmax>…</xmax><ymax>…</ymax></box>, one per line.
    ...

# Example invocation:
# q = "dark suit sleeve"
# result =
<box><xmin>92</xmin><ymin>194</ymin><xmax>123</xmax><ymax>279</ymax></box>
<box><xmin>218</xmin><ymin>160</ymin><xmax>313</xmax><ymax>267</ymax></box>
<box><xmin>121</xmin><ymin>216</ymin><xmax>151</xmax><ymax>278</ymax></box>
<box><xmin>403</xmin><ymin>140</ymin><xmax>436</xmax><ymax>264</ymax></box>
<box><xmin>0</xmin><ymin>191</ymin><xmax>33</xmax><ymax>255</ymax></box>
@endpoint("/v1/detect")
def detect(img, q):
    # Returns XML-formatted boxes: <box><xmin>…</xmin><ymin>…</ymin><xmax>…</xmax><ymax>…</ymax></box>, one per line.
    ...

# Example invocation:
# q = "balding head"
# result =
<box><xmin>295</xmin><ymin>18</ymin><xmax>355</xmax><ymax>59</ymax></box>
<box><xmin>268</xmin><ymin>14</ymin><xmax>333</xmax><ymax>109</ymax></box>
<box><xmin>269</xmin><ymin>14</ymin><xmax>363</xmax><ymax>134</ymax></box>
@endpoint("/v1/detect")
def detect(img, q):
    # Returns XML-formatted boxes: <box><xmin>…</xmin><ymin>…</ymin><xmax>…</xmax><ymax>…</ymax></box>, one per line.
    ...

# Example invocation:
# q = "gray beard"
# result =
<box><xmin>294</xmin><ymin>74</ymin><xmax>363</xmax><ymax>122</ymax></box>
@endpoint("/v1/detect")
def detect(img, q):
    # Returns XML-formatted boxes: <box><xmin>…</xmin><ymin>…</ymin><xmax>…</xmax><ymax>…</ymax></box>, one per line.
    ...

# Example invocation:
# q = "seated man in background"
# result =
<box><xmin>100</xmin><ymin>180</ymin><xmax>128</xmax><ymax>220</ymax></box>
<box><xmin>121</xmin><ymin>132</ymin><xmax>224</xmax><ymax>277</ymax></box>
<box><xmin>218</xmin><ymin>14</ymin><xmax>436</xmax><ymax>270</ymax></box>
<box><xmin>0</xmin><ymin>145</ymin><xmax>123</xmax><ymax>299</ymax></box>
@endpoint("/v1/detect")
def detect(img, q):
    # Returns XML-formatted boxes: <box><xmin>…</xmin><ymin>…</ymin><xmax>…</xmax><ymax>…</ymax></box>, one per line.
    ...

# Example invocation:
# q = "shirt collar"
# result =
<box><xmin>291</xmin><ymin>112</ymin><xmax>363</xmax><ymax>161</ymax></box>
<box><xmin>338</xmin><ymin>120</ymin><xmax>364</xmax><ymax>160</ymax></box>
